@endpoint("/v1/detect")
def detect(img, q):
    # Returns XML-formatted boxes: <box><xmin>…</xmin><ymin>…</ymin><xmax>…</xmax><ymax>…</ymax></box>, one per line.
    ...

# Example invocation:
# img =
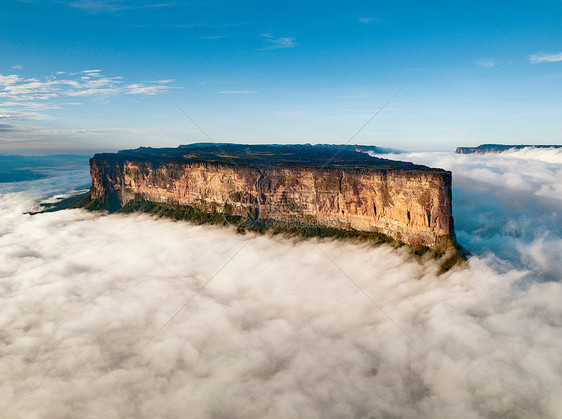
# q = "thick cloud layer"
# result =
<box><xmin>0</xmin><ymin>151</ymin><xmax>561</xmax><ymax>418</ymax></box>
<box><xmin>374</xmin><ymin>148</ymin><xmax>562</xmax><ymax>281</ymax></box>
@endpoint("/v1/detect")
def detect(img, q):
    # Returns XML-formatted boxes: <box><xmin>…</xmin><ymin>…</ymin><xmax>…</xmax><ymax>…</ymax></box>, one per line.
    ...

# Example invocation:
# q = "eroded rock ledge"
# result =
<box><xmin>79</xmin><ymin>143</ymin><xmax>460</xmax><ymax>254</ymax></box>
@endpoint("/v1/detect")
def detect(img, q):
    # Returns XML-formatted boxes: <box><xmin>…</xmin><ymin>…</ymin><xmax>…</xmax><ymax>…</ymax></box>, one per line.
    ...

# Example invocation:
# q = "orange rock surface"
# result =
<box><xmin>89</xmin><ymin>145</ymin><xmax>455</xmax><ymax>249</ymax></box>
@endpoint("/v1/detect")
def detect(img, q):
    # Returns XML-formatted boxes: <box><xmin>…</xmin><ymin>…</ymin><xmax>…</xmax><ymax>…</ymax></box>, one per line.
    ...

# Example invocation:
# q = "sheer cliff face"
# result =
<box><xmin>89</xmin><ymin>156</ymin><xmax>454</xmax><ymax>249</ymax></box>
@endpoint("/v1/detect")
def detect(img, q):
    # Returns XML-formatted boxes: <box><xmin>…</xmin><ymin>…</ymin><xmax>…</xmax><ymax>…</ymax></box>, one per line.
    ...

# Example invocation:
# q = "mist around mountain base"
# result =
<box><xmin>0</xmin><ymin>148</ymin><xmax>560</xmax><ymax>418</ymax></box>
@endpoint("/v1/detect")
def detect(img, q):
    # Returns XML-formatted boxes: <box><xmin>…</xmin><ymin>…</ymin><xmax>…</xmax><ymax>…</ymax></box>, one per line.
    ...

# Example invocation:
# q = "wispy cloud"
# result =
<box><xmin>358</xmin><ymin>17</ymin><xmax>385</xmax><ymax>24</ymax></box>
<box><xmin>11</xmin><ymin>65</ymin><xmax>23</xmax><ymax>70</ymax></box>
<box><xmin>123</xmin><ymin>84</ymin><xmax>163</xmax><ymax>95</ymax></box>
<box><xmin>0</xmin><ymin>70</ymin><xmax>174</xmax><ymax>121</ymax></box>
<box><xmin>67</xmin><ymin>0</ymin><xmax>175</xmax><ymax>13</ymax></box>
<box><xmin>476</xmin><ymin>59</ymin><xmax>495</xmax><ymax>68</ymax></box>
<box><xmin>0</xmin><ymin>125</ymin><xmax>195</xmax><ymax>142</ymax></box>
<box><xmin>0</xmin><ymin>70</ymin><xmax>174</xmax><ymax>99</ymax></box>
<box><xmin>127</xmin><ymin>22</ymin><xmax>247</xmax><ymax>31</ymax></box>
<box><xmin>0</xmin><ymin>110</ymin><xmax>52</xmax><ymax>121</ymax></box>
<box><xmin>0</xmin><ymin>123</ymin><xmax>19</xmax><ymax>132</ymax></box>
<box><xmin>216</xmin><ymin>90</ymin><xmax>257</xmax><ymax>94</ymax></box>
<box><xmin>530</xmin><ymin>52</ymin><xmax>562</xmax><ymax>64</ymax></box>
<box><xmin>200</xmin><ymin>35</ymin><xmax>228</xmax><ymax>40</ymax></box>
<box><xmin>261</xmin><ymin>33</ymin><xmax>296</xmax><ymax>49</ymax></box>
<box><xmin>0</xmin><ymin>101</ymin><xmax>60</xmax><ymax>111</ymax></box>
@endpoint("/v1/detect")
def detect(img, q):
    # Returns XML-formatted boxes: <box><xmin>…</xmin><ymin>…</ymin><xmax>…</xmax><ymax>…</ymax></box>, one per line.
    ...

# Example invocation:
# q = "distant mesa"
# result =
<box><xmin>177</xmin><ymin>142</ymin><xmax>402</xmax><ymax>155</ymax></box>
<box><xmin>455</xmin><ymin>144</ymin><xmax>562</xmax><ymax>154</ymax></box>
<box><xmin>76</xmin><ymin>143</ymin><xmax>463</xmax><ymax>268</ymax></box>
<box><xmin>306</xmin><ymin>144</ymin><xmax>402</xmax><ymax>154</ymax></box>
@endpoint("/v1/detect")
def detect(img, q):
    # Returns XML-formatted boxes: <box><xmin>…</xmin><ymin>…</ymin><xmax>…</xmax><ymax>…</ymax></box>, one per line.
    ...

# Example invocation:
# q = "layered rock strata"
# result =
<box><xmin>86</xmin><ymin>144</ymin><xmax>456</xmax><ymax>250</ymax></box>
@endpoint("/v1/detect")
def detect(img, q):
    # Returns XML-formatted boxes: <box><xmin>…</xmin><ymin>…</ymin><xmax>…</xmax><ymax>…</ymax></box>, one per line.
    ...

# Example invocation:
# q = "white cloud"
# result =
<box><xmin>2</xmin><ymin>80</ymin><xmax>56</xmax><ymax>96</ymax></box>
<box><xmin>124</xmin><ymin>84</ymin><xmax>160</xmax><ymax>95</ymax></box>
<box><xmin>0</xmin><ymin>101</ymin><xmax>61</xmax><ymax>110</ymax></box>
<box><xmin>152</xmin><ymin>79</ymin><xmax>174</xmax><ymax>84</ymax></box>
<box><xmin>11</xmin><ymin>65</ymin><xmax>23</xmax><ymax>70</ymax></box>
<box><xmin>0</xmin><ymin>71</ymin><xmax>174</xmax><ymax>122</ymax></box>
<box><xmin>0</xmin><ymin>71</ymin><xmax>173</xmax><ymax>101</ymax></box>
<box><xmin>530</xmin><ymin>52</ymin><xmax>562</xmax><ymax>64</ymax></box>
<box><xmin>123</xmin><ymin>80</ymin><xmax>173</xmax><ymax>95</ymax></box>
<box><xmin>67</xmin><ymin>0</ymin><xmax>174</xmax><ymax>13</ymax></box>
<box><xmin>0</xmin><ymin>74</ymin><xmax>22</xmax><ymax>86</ymax></box>
<box><xmin>476</xmin><ymin>59</ymin><xmax>495</xmax><ymax>68</ymax></box>
<box><xmin>261</xmin><ymin>33</ymin><xmax>296</xmax><ymax>49</ymax></box>
<box><xmin>271</xmin><ymin>37</ymin><xmax>295</xmax><ymax>48</ymax></box>
<box><xmin>358</xmin><ymin>17</ymin><xmax>385</xmax><ymax>24</ymax></box>
<box><xmin>65</xmin><ymin>87</ymin><xmax>122</xmax><ymax>97</ymax></box>
<box><xmin>371</xmin><ymin>149</ymin><xmax>562</xmax><ymax>277</ymax></box>
<box><xmin>216</xmin><ymin>90</ymin><xmax>257</xmax><ymax>94</ymax></box>
<box><xmin>0</xmin><ymin>110</ymin><xmax>52</xmax><ymax>121</ymax></box>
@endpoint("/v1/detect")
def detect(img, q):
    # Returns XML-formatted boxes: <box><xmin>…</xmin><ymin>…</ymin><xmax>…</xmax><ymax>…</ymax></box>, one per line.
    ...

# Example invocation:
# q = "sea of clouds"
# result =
<box><xmin>372</xmin><ymin>148</ymin><xmax>562</xmax><ymax>282</ymax></box>
<box><xmin>0</xmin><ymin>148</ymin><xmax>561</xmax><ymax>418</ymax></box>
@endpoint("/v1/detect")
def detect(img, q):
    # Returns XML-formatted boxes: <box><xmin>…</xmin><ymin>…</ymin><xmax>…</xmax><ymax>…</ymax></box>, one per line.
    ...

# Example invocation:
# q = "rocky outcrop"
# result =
<box><xmin>86</xmin><ymin>144</ymin><xmax>456</xmax><ymax>250</ymax></box>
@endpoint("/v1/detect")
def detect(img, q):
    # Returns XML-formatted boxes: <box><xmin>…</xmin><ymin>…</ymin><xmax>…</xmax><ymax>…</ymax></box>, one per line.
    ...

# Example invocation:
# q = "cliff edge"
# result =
<box><xmin>79</xmin><ymin>143</ymin><xmax>460</xmax><ymax>255</ymax></box>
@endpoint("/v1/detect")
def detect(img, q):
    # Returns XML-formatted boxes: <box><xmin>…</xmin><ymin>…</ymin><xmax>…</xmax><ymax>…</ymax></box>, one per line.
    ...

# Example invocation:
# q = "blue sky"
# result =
<box><xmin>1</xmin><ymin>0</ymin><xmax>562</xmax><ymax>154</ymax></box>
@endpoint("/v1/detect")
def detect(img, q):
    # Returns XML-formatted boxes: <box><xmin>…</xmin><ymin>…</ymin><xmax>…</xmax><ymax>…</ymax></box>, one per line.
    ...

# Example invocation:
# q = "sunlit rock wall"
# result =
<box><xmin>89</xmin><ymin>157</ymin><xmax>454</xmax><ymax>249</ymax></box>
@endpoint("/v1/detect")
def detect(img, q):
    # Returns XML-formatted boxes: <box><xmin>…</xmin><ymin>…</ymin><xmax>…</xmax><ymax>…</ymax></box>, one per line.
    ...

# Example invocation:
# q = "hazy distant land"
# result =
<box><xmin>0</xmin><ymin>155</ymin><xmax>90</xmax><ymax>183</ymax></box>
<box><xmin>455</xmin><ymin>144</ymin><xmax>562</xmax><ymax>154</ymax></box>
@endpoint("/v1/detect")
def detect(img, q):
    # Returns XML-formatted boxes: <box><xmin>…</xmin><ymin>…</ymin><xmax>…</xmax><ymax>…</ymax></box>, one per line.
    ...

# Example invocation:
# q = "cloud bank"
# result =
<box><xmin>0</xmin><ymin>151</ymin><xmax>561</xmax><ymax>418</ymax></box>
<box><xmin>372</xmin><ymin>149</ymin><xmax>562</xmax><ymax>281</ymax></box>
